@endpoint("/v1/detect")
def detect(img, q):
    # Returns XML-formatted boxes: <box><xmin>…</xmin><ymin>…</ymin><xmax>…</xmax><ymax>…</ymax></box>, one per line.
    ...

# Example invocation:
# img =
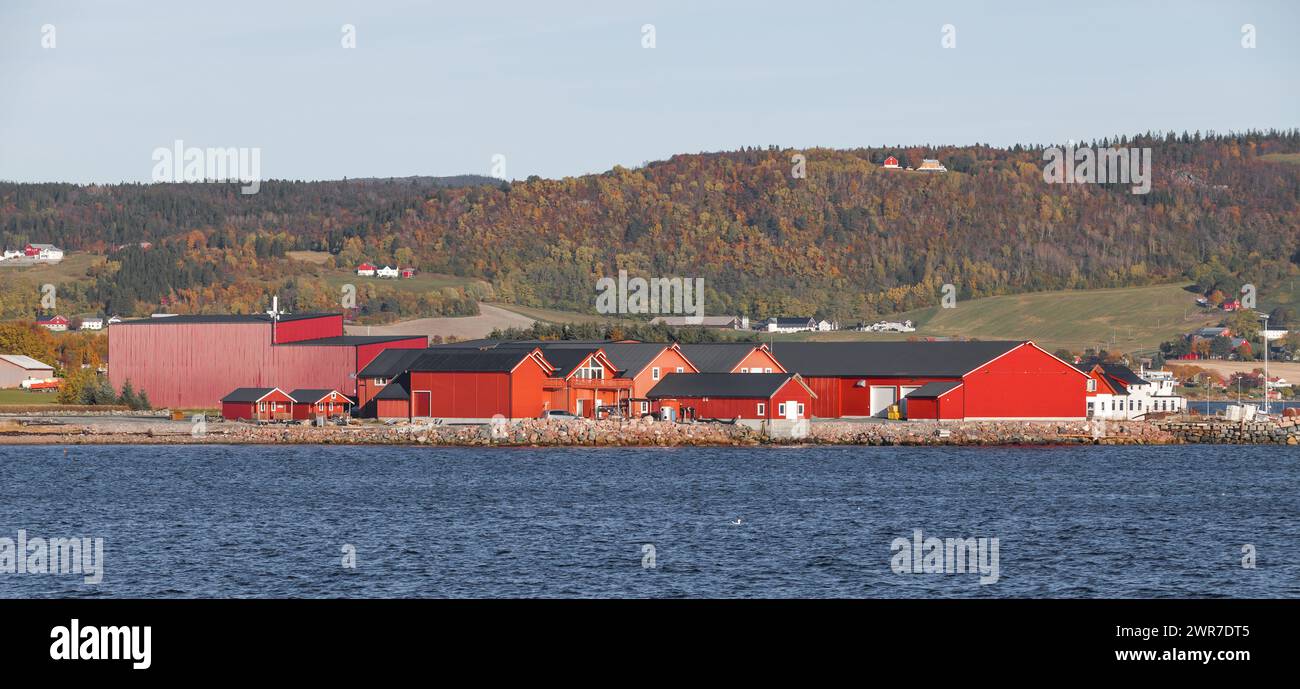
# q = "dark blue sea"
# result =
<box><xmin>1</xmin><ymin>444</ymin><xmax>1296</xmax><ymax>598</ymax></box>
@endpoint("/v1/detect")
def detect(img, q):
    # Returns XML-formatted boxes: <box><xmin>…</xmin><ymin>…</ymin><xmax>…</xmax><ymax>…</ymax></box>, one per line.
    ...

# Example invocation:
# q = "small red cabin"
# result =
<box><xmin>220</xmin><ymin>387</ymin><xmax>295</xmax><ymax>421</ymax></box>
<box><xmin>882</xmin><ymin>155</ymin><xmax>900</xmax><ymax>168</ymax></box>
<box><xmin>289</xmin><ymin>389</ymin><xmax>353</xmax><ymax>420</ymax></box>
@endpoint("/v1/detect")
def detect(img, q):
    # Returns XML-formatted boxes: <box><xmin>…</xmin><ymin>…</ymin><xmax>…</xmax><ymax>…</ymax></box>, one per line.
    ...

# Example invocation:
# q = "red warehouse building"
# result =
<box><xmin>370</xmin><ymin>348</ymin><xmax>555</xmax><ymax>421</ymax></box>
<box><xmin>109</xmin><ymin>313</ymin><xmax>426</xmax><ymax>409</ymax></box>
<box><xmin>646</xmin><ymin>372</ymin><xmax>816</xmax><ymax>424</ymax></box>
<box><xmin>767</xmin><ymin>340</ymin><xmax>1089</xmax><ymax>420</ymax></box>
<box><xmin>432</xmin><ymin>341</ymin><xmax>636</xmax><ymax>418</ymax></box>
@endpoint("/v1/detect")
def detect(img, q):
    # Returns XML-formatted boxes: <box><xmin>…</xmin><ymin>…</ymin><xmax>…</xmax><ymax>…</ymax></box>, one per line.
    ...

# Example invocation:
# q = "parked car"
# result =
<box><xmin>539</xmin><ymin>409</ymin><xmax>580</xmax><ymax>420</ymax></box>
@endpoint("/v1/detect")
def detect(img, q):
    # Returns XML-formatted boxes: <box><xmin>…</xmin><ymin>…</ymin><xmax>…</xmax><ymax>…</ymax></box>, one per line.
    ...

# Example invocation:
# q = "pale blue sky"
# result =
<box><xmin>0</xmin><ymin>0</ymin><xmax>1296</xmax><ymax>183</ymax></box>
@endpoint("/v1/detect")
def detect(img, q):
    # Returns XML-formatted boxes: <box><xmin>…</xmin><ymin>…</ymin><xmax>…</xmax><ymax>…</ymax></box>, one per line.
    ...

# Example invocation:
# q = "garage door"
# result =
<box><xmin>899</xmin><ymin>385</ymin><xmax>920</xmax><ymax>416</ymax></box>
<box><xmin>870</xmin><ymin>386</ymin><xmax>896</xmax><ymax>417</ymax></box>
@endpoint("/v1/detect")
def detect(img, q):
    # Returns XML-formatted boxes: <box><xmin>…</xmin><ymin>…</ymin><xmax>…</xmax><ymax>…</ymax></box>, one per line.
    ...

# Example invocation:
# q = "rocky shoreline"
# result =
<box><xmin>1</xmin><ymin>415</ymin><xmax>1297</xmax><ymax>447</ymax></box>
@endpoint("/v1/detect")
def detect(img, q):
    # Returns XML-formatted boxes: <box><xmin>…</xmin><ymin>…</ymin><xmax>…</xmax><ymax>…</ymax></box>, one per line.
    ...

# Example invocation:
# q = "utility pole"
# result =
<box><xmin>1260</xmin><ymin>312</ymin><xmax>1270</xmax><ymax>415</ymax></box>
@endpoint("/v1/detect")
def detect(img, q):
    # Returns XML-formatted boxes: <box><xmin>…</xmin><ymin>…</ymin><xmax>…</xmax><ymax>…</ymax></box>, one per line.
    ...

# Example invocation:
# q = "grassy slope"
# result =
<box><xmin>710</xmin><ymin>283</ymin><xmax>1222</xmax><ymax>353</ymax></box>
<box><xmin>0</xmin><ymin>253</ymin><xmax>105</xmax><ymax>285</ymax></box>
<box><xmin>0</xmin><ymin>389</ymin><xmax>61</xmax><ymax>405</ymax></box>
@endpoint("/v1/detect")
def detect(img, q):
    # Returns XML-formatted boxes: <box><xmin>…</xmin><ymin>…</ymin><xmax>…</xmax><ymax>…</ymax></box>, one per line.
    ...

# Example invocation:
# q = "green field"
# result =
<box><xmin>0</xmin><ymin>388</ymin><xmax>61</xmax><ymax>405</ymax></box>
<box><xmin>1260</xmin><ymin>153</ymin><xmax>1300</xmax><ymax>165</ymax></box>
<box><xmin>0</xmin><ymin>253</ymin><xmax>106</xmax><ymax>285</ymax></box>
<box><xmin>719</xmin><ymin>283</ymin><xmax>1221</xmax><ymax>353</ymax></box>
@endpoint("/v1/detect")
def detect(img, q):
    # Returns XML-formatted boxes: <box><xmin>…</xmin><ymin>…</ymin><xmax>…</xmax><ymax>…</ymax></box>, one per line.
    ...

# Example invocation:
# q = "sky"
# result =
<box><xmin>0</xmin><ymin>0</ymin><xmax>1296</xmax><ymax>184</ymax></box>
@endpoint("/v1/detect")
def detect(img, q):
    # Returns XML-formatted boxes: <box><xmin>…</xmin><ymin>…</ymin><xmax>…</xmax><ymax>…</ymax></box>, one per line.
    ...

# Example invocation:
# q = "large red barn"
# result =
<box><xmin>109</xmin><ymin>313</ymin><xmax>426</xmax><ymax>409</ymax></box>
<box><xmin>767</xmin><ymin>340</ymin><xmax>1088</xmax><ymax>420</ymax></box>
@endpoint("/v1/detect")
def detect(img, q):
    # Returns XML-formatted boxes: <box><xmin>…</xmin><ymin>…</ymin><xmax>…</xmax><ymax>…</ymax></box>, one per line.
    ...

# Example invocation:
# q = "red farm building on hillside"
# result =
<box><xmin>766</xmin><ymin>340</ymin><xmax>1089</xmax><ymax>420</ymax></box>
<box><xmin>646</xmin><ymin>372</ymin><xmax>816</xmax><ymax>424</ymax></box>
<box><xmin>109</xmin><ymin>313</ymin><xmax>426</xmax><ymax>409</ymax></box>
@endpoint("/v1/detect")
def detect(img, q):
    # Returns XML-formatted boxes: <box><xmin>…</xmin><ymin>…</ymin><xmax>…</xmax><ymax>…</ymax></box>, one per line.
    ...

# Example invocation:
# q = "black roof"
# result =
<box><xmin>1072</xmin><ymin>362</ymin><xmax>1146</xmax><ymax>392</ymax></box>
<box><xmin>406</xmin><ymin>349</ymin><xmax>542</xmax><ymax>373</ymax></box>
<box><xmin>288</xmin><ymin>389</ymin><xmax>348</xmax><ymax>404</ymax></box>
<box><xmin>677</xmin><ymin>344</ymin><xmax>769</xmax><ymax>373</ymax></box>
<box><xmin>358</xmin><ymin>348</ymin><xmax>428</xmax><ymax>378</ymax></box>
<box><xmin>646</xmin><ymin>373</ymin><xmax>802</xmax><ymax>399</ymax></box>
<box><xmin>277</xmin><ymin>335</ymin><xmax>426</xmax><ymax>347</ymax></box>
<box><xmin>766</xmin><ymin>341</ymin><xmax>1025</xmax><ymax>377</ymax></box>
<box><xmin>533</xmin><ymin>347</ymin><xmax>607</xmax><ymax>376</ymax></box>
<box><xmin>373</xmin><ymin>375</ymin><xmax>411</xmax><ymax>401</ymax></box>
<box><xmin>1098</xmin><ymin>363</ymin><xmax>1148</xmax><ymax>386</ymax></box>
<box><xmin>904</xmin><ymin>381</ymin><xmax>964</xmax><ymax>398</ymax></box>
<box><xmin>113</xmin><ymin>312</ymin><xmax>338</xmax><ymax>325</ymax></box>
<box><xmin>220</xmin><ymin>387</ymin><xmax>283</xmax><ymax>403</ymax></box>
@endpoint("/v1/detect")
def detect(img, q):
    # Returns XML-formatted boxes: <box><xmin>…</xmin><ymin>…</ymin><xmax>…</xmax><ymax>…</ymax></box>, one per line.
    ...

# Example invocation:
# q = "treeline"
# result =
<box><xmin>3</xmin><ymin>130</ymin><xmax>1299</xmax><ymax>321</ymax></box>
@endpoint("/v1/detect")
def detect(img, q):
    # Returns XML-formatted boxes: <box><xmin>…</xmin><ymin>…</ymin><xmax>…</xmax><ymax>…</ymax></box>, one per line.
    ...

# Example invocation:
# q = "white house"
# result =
<box><xmin>376</xmin><ymin>265</ymin><xmax>399</xmax><ymax>279</ymax></box>
<box><xmin>78</xmin><ymin>317</ymin><xmax>104</xmax><ymax>331</ymax></box>
<box><xmin>0</xmin><ymin>249</ymin><xmax>21</xmax><ymax>261</ymax></box>
<box><xmin>1081</xmin><ymin>363</ymin><xmax>1186</xmax><ymax>419</ymax></box>
<box><xmin>1262</xmin><ymin>328</ymin><xmax>1290</xmax><ymax>341</ymax></box>
<box><xmin>764</xmin><ymin>317</ymin><xmax>817</xmax><ymax>333</ymax></box>
<box><xmin>816</xmin><ymin>319</ymin><xmax>839</xmax><ymax>332</ymax></box>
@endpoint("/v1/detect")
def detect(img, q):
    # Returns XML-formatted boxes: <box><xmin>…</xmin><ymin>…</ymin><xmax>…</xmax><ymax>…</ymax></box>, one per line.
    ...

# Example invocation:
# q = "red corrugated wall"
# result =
<box><xmin>961</xmin><ymin>344</ymin><xmax>1086</xmax><ymax>419</ymax></box>
<box><xmin>408</xmin><ymin>371</ymin><xmax>509</xmax><ymax>418</ymax></box>
<box><xmin>111</xmin><ymin>322</ymin><xmax>366</xmax><ymax>409</ymax></box>
<box><xmin>273</xmin><ymin>315</ymin><xmax>343</xmax><ymax>343</ymax></box>
<box><xmin>509</xmin><ymin>358</ymin><xmax>551</xmax><ymax>418</ymax></box>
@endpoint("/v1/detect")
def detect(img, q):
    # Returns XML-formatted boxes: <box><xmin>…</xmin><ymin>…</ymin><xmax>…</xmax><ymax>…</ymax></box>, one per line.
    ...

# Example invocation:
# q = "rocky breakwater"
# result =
<box><xmin>1156</xmin><ymin>417</ymin><xmax>1300</xmax><ymax>445</ymax></box>
<box><xmin>808</xmin><ymin>420</ymin><xmax>1179</xmax><ymax>445</ymax></box>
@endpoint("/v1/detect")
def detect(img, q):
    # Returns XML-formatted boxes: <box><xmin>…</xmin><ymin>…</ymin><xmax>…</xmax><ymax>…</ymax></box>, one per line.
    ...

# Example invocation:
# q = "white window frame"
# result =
<box><xmin>797</xmin><ymin>403</ymin><xmax>805</xmax><ymax>416</ymax></box>
<box><xmin>764</xmin><ymin>368</ymin><xmax>772</xmax><ymax>373</ymax></box>
<box><xmin>757</xmin><ymin>402</ymin><xmax>765</xmax><ymax>416</ymax></box>
<box><xmin>675</xmin><ymin>367</ymin><xmax>684</xmax><ymax>373</ymax></box>
<box><xmin>778</xmin><ymin>403</ymin><xmax>786</xmax><ymax>416</ymax></box>
<box><xmin>651</xmin><ymin>367</ymin><xmax>660</xmax><ymax>380</ymax></box>
<box><xmin>1086</xmin><ymin>379</ymin><xmax>1096</xmax><ymax>392</ymax></box>
<box><xmin>740</xmin><ymin>368</ymin><xmax>749</xmax><ymax>373</ymax></box>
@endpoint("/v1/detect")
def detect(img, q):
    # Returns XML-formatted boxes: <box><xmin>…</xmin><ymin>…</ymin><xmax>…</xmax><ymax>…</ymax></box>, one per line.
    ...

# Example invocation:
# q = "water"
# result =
<box><xmin>1188</xmin><ymin>400</ymin><xmax>1300</xmax><ymax>416</ymax></box>
<box><xmin>1</xmin><ymin>444</ymin><xmax>1296</xmax><ymax>598</ymax></box>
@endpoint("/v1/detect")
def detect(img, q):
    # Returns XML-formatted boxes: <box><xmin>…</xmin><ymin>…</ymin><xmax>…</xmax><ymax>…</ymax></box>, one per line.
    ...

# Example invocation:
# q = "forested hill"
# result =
<box><xmin>2</xmin><ymin>130</ymin><xmax>1298</xmax><ymax>321</ymax></box>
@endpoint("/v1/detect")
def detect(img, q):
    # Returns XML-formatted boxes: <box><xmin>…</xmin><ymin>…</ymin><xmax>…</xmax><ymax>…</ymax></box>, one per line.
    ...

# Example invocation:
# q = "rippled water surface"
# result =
<box><xmin>0</xmin><ymin>444</ymin><xmax>1296</xmax><ymax>598</ymax></box>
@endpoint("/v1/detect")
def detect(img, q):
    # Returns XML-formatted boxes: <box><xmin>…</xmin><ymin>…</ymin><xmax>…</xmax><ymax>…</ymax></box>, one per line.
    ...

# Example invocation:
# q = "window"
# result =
<box><xmin>1087</xmin><ymin>379</ymin><xmax>1096</xmax><ymax>392</ymax></box>
<box><xmin>797</xmin><ymin>403</ymin><xmax>805</xmax><ymax>416</ymax></box>
<box><xmin>740</xmin><ymin>368</ymin><xmax>749</xmax><ymax>373</ymax></box>
<box><xmin>576</xmin><ymin>363</ymin><xmax>605</xmax><ymax>379</ymax></box>
<box><xmin>374</xmin><ymin>377</ymin><xmax>387</xmax><ymax>386</ymax></box>
<box><xmin>778</xmin><ymin>403</ymin><xmax>786</xmax><ymax>416</ymax></box>
<box><xmin>259</xmin><ymin>403</ymin><xmax>266</xmax><ymax>412</ymax></box>
<box><xmin>651</xmin><ymin>367</ymin><xmax>660</xmax><ymax>380</ymax></box>
<box><xmin>675</xmin><ymin>367</ymin><xmax>684</xmax><ymax>373</ymax></box>
<box><xmin>764</xmin><ymin>368</ymin><xmax>772</xmax><ymax>373</ymax></box>
<box><xmin>757</xmin><ymin>403</ymin><xmax>765</xmax><ymax>416</ymax></box>
<box><xmin>640</xmin><ymin>401</ymin><xmax>648</xmax><ymax>414</ymax></box>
